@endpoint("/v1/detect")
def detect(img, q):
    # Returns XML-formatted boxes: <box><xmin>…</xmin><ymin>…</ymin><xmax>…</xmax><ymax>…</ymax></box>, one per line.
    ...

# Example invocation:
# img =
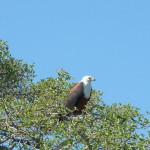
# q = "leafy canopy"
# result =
<box><xmin>0</xmin><ymin>40</ymin><xmax>150</xmax><ymax>150</ymax></box>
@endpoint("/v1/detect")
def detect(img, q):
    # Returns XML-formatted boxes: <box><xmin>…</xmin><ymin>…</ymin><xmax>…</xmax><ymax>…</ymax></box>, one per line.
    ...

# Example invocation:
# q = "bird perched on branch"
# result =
<box><xmin>65</xmin><ymin>76</ymin><xmax>95</xmax><ymax>115</ymax></box>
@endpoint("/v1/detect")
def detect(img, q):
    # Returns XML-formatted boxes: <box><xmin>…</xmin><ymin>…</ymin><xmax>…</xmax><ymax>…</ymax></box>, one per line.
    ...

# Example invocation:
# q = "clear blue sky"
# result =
<box><xmin>0</xmin><ymin>1</ymin><xmax>150</xmax><ymax>113</ymax></box>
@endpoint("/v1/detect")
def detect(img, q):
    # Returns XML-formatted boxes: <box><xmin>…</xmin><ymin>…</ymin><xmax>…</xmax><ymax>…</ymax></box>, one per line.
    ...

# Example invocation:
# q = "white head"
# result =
<box><xmin>81</xmin><ymin>76</ymin><xmax>95</xmax><ymax>84</ymax></box>
<box><xmin>81</xmin><ymin>76</ymin><xmax>95</xmax><ymax>98</ymax></box>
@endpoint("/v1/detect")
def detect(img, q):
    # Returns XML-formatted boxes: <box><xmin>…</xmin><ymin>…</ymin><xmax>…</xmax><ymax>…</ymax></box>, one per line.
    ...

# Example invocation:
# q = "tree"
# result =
<box><xmin>0</xmin><ymin>40</ymin><xmax>150</xmax><ymax>149</ymax></box>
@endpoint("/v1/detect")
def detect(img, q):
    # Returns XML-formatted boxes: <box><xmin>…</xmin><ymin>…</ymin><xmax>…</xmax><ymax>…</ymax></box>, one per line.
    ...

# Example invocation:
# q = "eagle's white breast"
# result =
<box><xmin>82</xmin><ymin>81</ymin><xmax>92</xmax><ymax>99</ymax></box>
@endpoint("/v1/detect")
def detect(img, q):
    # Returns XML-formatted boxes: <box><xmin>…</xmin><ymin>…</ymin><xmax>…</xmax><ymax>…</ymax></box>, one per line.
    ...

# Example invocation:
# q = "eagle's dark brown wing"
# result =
<box><xmin>65</xmin><ymin>82</ymin><xmax>84</xmax><ymax>110</ymax></box>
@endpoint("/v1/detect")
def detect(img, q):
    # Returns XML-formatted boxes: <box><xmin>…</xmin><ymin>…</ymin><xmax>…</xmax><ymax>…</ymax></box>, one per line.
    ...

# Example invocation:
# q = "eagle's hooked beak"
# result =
<box><xmin>91</xmin><ymin>77</ymin><xmax>96</xmax><ymax>81</ymax></box>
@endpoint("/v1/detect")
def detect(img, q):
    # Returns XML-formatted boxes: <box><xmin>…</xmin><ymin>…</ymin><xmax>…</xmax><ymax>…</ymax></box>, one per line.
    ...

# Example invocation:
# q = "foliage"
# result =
<box><xmin>0</xmin><ymin>40</ymin><xmax>150</xmax><ymax>150</ymax></box>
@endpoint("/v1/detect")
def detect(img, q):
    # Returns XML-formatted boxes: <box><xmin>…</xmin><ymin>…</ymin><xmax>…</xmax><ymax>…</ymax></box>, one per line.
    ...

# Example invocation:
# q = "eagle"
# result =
<box><xmin>65</xmin><ymin>76</ymin><xmax>95</xmax><ymax>114</ymax></box>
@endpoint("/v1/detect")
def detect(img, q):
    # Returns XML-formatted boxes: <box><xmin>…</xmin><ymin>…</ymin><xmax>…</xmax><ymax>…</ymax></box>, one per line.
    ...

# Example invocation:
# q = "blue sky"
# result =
<box><xmin>0</xmin><ymin>1</ymin><xmax>150</xmax><ymax>113</ymax></box>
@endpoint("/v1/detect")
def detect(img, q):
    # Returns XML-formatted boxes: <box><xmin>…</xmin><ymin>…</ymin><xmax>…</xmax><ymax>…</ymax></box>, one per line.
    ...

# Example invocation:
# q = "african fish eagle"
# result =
<box><xmin>65</xmin><ymin>76</ymin><xmax>95</xmax><ymax>114</ymax></box>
